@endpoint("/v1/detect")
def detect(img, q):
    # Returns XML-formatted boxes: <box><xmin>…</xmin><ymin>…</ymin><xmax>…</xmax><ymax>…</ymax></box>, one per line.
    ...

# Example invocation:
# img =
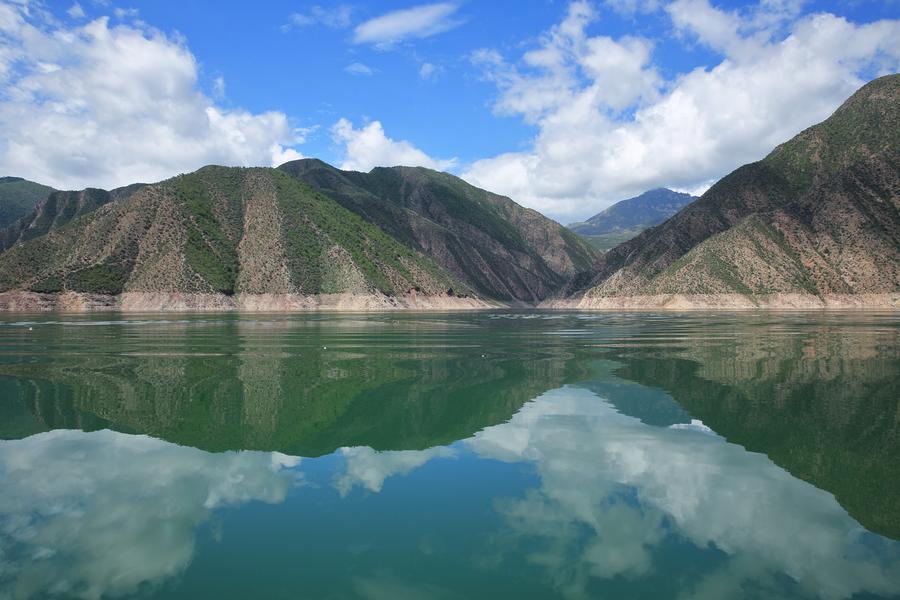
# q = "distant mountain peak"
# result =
<box><xmin>570</xmin><ymin>188</ymin><xmax>697</xmax><ymax>235</ymax></box>
<box><xmin>566</xmin><ymin>188</ymin><xmax>697</xmax><ymax>251</ymax></box>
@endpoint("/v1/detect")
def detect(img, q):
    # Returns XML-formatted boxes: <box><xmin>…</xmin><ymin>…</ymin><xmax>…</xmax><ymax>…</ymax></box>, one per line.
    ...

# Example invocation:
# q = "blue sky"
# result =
<box><xmin>1</xmin><ymin>0</ymin><xmax>898</xmax><ymax>221</ymax></box>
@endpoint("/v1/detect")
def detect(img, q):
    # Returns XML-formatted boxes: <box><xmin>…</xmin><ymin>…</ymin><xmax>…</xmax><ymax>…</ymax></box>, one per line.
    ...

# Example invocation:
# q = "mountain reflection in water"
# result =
<box><xmin>0</xmin><ymin>312</ymin><xmax>897</xmax><ymax>599</ymax></box>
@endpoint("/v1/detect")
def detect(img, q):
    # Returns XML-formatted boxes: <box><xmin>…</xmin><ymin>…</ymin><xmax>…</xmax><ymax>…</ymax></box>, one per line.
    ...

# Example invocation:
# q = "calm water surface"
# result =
<box><xmin>0</xmin><ymin>311</ymin><xmax>898</xmax><ymax>599</ymax></box>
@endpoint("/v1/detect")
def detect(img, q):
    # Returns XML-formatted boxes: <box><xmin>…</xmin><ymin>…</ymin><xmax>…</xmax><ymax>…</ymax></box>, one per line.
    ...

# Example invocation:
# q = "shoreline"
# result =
<box><xmin>540</xmin><ymin>293</ymin><xmax>900</xmax><ymax>311</ymax></box>
<box><xmin>0</xmin><ymin>291</ymin><xmax>897</xmax><ymax>313</ymax></box>
<box><xmin>0</xmin><ymin>291</ymin><xmax>505</xmax><ymax>313</ymax></box>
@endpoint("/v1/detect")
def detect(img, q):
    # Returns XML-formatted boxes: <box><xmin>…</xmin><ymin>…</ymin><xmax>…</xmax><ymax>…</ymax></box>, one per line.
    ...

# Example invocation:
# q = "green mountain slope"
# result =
<box><xmin>0</xmin><ymin>177</ymin><xmax>55</xmax><ymax>229</ymax></box>
<box><xmin>568</xmin><ymin>188</ymin><xmax>696</xmax><ymax>251</ymax></box>
<box><xmin>571</xmin><ymin>74</ymin><xmax>900</xmax><ymax>303</ymax></box>
<box><xmin>0</xmin><ymin>183</ymin><xmax>144</xmax><ymax>251</ymax></box>
<box><xmin>0</xmin><ymin>166</ymin><xmax>468</xmax><ymax>299</ymax></box>
<box><xmin>279</xmin><ymin>160</ymin><xmax>597</xmax><ymax>302</ymax></box>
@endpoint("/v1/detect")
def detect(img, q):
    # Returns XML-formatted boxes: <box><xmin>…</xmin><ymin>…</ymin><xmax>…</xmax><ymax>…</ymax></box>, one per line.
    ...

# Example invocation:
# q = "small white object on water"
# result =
<box><xmin>323</xmin><ymin>346</ymin><xmax>327</xmax><ymax>350</ymax></box>
<box><xmin>28</xmin><ymin>327</ymin><xmax>32</xmax><ymax>331</ymax></box>
<box><xmin>481</xmin><ymin>354</ymin><xmax>485</xmax><ymax>358</ymax></box>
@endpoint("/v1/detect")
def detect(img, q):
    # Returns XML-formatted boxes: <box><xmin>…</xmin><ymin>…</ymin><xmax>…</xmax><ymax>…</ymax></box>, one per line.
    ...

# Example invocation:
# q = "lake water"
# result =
<box><xmin>1</xmin><ymin>311</ymin><xmax>899</xmax><ymax>600</ymax></box>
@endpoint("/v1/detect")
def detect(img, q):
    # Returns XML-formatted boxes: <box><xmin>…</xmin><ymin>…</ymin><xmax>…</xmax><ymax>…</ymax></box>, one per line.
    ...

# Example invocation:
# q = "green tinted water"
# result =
<box><xmin>0</xmin><ymin>311</ymin><xmax>898</xmax><ymax>599</ymax></box>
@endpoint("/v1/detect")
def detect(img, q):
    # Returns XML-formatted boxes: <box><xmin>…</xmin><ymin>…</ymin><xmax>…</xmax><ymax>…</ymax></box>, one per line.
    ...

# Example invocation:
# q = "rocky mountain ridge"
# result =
<box><xmin>554</xmin><ymin>74</ymin><xmax>900</xmax><ymax>309</ymax></box>
<box><xmin>0</xmin><ymin>163</ymin><xmax>595</xmax><ymax>311</ymax></box>
<box><xmin>279</xmin><ymin>159</ymin><xmax>597</xmax><ymax>301</ymax></box>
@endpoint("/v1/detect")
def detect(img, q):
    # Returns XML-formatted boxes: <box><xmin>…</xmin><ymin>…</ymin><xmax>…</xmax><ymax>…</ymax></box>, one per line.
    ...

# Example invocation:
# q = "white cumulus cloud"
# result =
<box><xmin>0</xmin><ymin>6</ymin><xmax>304</xmax><ymax>190</ymax></box>
<box><xmin>463</xmin><ymin>0</ymin><xmax>900</xmax><ymax>222</ymax></box>
<box><xmin>332</xmin><ymin>118</ymin><xmax>457</xmax><ymax>172</ymax></box>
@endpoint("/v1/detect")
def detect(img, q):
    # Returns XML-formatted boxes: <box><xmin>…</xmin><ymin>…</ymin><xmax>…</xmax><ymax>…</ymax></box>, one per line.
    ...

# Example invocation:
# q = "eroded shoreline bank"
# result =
<box><xmin>540</xmin><ymin>293</ymin><xmax>900</xmax><ymax>310</ymax></box>
<box><xmin>1</xmin><ymin>290</ymin><xmax>898</xmax><ymax>312</ymax></box>
<box><xmin>0</xmin><ymin>291</ymin><xmax>504</xmax><ymax>312</ymax></box>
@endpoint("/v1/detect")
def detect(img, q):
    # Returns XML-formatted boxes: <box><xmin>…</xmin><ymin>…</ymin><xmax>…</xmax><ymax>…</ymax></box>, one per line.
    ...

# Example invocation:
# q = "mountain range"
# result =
<box><xmin>553</xmin><ymin>73</ymin><xmax>899</xmax><ymax>309</ymax></box>
<box><xmin>567</xmin><ymin>188</ymin><xmax>697</xmax><ymax>251</ymax></box>
<box><xmin>0</xmin><ymin>162</ymin><xmax>596</xmax><ymax>310</ymax></box>
<box><xmin>0</xmin><ymin>74</ymin><xmax>897</xmax><ymax>311</ymax></box>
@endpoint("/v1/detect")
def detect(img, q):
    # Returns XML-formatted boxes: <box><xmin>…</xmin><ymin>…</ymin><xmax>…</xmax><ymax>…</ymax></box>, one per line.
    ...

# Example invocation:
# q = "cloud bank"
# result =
<box><xmin>1</xmin><ymin>0</ymin><xmax>897</xmax><ymax>222</ymax></box>
<box><xmin>463</xmin><ymin>0</ymin><xmax>900</xmax><ymax>220</ymax></box>
<box><xmin>0</xmin><ymin>5</ymin><xmax>303</xmax><ymax>190</ymax></box>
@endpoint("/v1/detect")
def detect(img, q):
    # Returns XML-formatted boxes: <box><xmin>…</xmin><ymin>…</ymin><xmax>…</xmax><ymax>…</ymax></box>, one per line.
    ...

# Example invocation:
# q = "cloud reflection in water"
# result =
<box><xmin>0</xmin><ymin>430</ymin><xmax>299</xmax><ymax>600</ymax></box>
<box><xmin>2</xmin><ymin>385</ymin><xmax>899</xmax><ymax>599</ymax></box>
<box><xmin>467</xmin><ymin>387</ymin><xmax>900</xmax><ymax>599</ymax></box>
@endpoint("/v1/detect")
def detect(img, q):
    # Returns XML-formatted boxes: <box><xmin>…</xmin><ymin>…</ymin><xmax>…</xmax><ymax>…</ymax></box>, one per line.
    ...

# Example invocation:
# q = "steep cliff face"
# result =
<box><xmin>279</xmin><ymin>160</ymin><xmax>597</xmax><ymax>302</ymax></box>
<box><xmin>568</xmin><ymin>74</ymin><xmax>899</xmax><ymax>306</ymax></box>
<box><xmin>0</xmin><ymin>166</ymin><xmax>470</xmax><ymax>302</ymax></box>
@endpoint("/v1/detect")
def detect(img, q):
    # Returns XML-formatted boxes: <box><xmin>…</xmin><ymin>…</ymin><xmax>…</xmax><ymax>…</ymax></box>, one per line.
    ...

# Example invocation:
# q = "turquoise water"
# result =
<box><xmin>0</xmin><ymin>311</ymin><xmax>898</xmax><ymax>599</ymax></box>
